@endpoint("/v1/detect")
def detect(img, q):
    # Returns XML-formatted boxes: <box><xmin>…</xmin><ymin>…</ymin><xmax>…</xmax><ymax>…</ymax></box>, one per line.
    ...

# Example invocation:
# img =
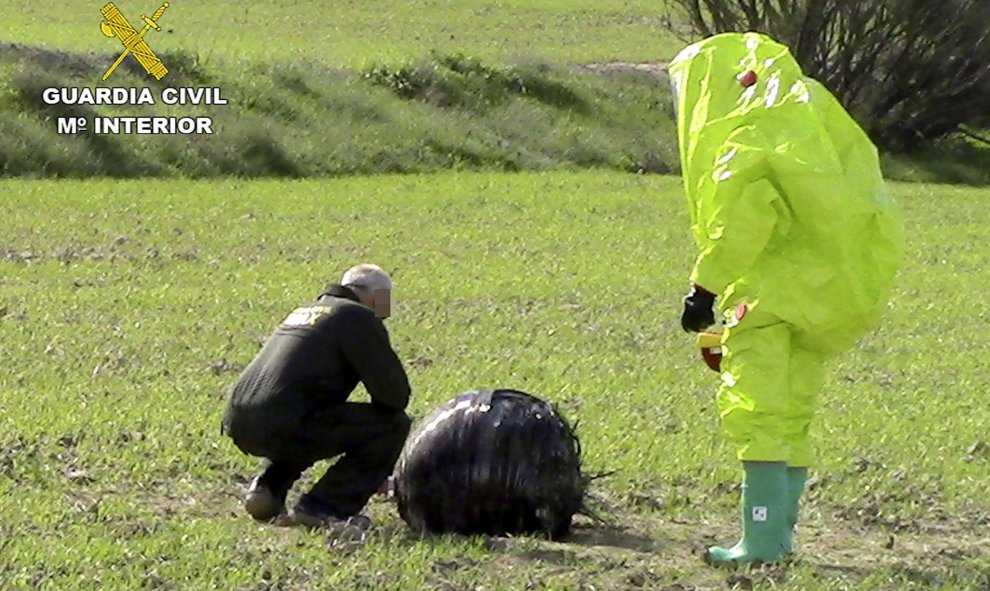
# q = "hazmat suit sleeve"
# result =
<box><xmin>688</xmin><ymin>130</ymin><xmax>783</xmax><ymax>295</ymax></box>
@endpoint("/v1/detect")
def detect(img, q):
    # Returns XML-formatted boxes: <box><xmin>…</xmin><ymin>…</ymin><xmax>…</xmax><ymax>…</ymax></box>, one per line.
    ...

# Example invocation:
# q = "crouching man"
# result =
<box><xmin>221</xmin><ymin>264</ymin><xmax>412</xmax><ymax>530</ymax></box>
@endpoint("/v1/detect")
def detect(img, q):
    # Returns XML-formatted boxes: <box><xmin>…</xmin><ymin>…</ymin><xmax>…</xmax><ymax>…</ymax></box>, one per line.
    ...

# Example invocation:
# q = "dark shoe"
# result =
<box><xmin>292</xmin><ymin>496</ymin><xmax>373</xmax><ymax>531</ymax></box>
<box><xmin>244</xmin><ymin>475</ymin><xmax>287</xmax><ymax>522</ymax></box>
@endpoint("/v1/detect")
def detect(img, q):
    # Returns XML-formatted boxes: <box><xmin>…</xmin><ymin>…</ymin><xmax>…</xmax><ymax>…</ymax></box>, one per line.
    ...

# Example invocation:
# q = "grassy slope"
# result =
<box><xmin>4</xmin><ymin>45</ymin><xmax>987</xmax><ymax>184</ymax></box>
<box><xmin>3</xmin><ymin>0</ymin><xmax>987</xmax><ymax>184</ymax></box>
<box><xmin>1</xmin><ymin>173</ymin><xmax>988</xmax><ymax>590</ymax></box>
<box><xmin>0</xmin><ymin>0</ymin><xmax>683</xmax><ymax>179</ymax></box>
<box><xmin>0</xmin><ymin>49</ymin><xmax>679</xmax><ymax>178</ymax></box>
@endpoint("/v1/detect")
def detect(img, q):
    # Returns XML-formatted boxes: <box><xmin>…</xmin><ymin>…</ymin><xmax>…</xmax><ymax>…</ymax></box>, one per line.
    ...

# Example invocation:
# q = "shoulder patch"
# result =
<box><xmin>280</xmin><ymin>305</ymin><xmax>335</xmax><ymax>327</ymax></box>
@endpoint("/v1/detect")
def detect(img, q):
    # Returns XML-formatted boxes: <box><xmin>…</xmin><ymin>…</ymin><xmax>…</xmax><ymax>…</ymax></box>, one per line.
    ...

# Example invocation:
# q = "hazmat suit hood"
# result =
<box><xmin>667</xmin><ymin>32</ymin><xmax>905</xmax><ymax>353</ymax></box>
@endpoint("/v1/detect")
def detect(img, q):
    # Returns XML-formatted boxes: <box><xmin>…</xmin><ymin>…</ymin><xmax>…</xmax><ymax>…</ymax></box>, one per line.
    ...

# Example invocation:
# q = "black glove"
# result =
<box><xmin>681</xmin><ymin>284</ymin><xmax>716</xmax><ymax>332</ymax></box>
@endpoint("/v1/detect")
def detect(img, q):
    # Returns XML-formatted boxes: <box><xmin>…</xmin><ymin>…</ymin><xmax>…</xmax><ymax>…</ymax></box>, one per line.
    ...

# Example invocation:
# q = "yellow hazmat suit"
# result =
<box><xmin>668</xmin><ymin>32</ymin><xmax>905</xmax><ymax>467</ymax></box>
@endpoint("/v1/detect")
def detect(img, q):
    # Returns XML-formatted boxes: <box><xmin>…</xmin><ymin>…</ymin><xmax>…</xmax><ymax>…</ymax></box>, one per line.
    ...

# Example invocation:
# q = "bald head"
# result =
<box><xmin>341</xmin><ymin>263</ymin><xmax>393</xmax><ymax>318</ymax></box>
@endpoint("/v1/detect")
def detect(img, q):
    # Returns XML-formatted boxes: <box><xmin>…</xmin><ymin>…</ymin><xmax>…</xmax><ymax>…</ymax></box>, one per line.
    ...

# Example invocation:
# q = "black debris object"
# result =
<box><xmin>395</xmin><ymin>388</ymin><xmax>586</xmax><ymax>540</ymax></box>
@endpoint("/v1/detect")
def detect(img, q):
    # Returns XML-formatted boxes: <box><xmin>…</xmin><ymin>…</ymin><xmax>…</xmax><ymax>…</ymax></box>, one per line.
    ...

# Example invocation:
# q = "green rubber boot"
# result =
<box><xmin>707</xmin><ymin>462</ymin><xmax>791</xmax><ymax>565</ymax></box>
<box><xmin>784</xmin><ymin>467</ymin><xmax>808</xmax><ymax>554</ymax></box>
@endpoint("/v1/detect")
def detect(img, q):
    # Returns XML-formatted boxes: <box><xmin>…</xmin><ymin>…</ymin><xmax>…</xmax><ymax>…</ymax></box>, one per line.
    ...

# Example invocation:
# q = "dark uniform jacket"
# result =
<box><xmin>221</xmin><ymin>284</ymin><xmax>411</xmax><ymax>446</ymax></box>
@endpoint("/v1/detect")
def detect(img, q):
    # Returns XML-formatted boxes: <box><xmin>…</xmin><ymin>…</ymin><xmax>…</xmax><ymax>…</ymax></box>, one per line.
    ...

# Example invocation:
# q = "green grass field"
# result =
<box><xmin>1</xmin><ymin>0</ymin><xmax>683</xmax><ymax>67</ymax></box>
<box><xmin>2</xmin><ymin>0</ymin><xmax>990</xmax><ymax>589</ymax></box>
<box><xmin>2</xmin><ymin>173</ymin><xmax>988</xmax><ymax>590</ymax></box>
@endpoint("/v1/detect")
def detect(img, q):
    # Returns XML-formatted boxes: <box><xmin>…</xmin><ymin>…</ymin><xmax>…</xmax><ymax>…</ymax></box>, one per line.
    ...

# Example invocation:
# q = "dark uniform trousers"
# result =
<box><xmin>235</xmin><ymin>401</ymin><xmax>411</xmax><ymax>518</ymax></box>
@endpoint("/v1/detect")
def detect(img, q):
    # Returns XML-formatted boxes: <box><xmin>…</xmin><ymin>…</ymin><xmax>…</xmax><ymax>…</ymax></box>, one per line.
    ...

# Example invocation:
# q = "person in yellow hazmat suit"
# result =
<box><xmin>667</xmin><ymin>32</ymin><xmax>905</xmax><ymax>565</ymax></box>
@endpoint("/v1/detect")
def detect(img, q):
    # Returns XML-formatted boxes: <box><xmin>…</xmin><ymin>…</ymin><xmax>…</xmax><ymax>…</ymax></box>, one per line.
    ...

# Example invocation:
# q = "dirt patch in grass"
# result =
<box><xmin>581</xmin><ymin>62</ymin><xmax>669</xmax><ymax>82</ymax></box>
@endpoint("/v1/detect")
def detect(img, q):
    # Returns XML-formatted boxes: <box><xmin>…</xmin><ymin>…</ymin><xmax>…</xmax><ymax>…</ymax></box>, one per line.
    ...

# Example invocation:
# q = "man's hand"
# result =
<box><xmin>681</xmin><ymin>284</ymin><xmax>717</xmax><ymax>332</ymax></box>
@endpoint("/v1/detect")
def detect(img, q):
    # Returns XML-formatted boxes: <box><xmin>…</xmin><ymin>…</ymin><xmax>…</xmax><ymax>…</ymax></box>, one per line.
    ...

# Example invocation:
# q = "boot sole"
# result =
<box><xmin>702</xmin><ymin>547</ymin><xmax>794</xmax><ymax>568</ymax></box>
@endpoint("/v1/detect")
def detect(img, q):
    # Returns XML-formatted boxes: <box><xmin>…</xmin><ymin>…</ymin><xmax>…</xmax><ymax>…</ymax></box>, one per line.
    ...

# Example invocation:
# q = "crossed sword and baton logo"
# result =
<box><xmin>100</xmin><ymin>2</ymin><xmax>170</xmax><ymax>81</ymax></box>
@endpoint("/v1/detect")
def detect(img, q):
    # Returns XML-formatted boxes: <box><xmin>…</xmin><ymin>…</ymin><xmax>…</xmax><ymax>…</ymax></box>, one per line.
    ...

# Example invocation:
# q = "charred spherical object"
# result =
<box><xmin>395</xmin><ymin>389</ymin><xmax>584</xmax><ymax>540</ymax></box>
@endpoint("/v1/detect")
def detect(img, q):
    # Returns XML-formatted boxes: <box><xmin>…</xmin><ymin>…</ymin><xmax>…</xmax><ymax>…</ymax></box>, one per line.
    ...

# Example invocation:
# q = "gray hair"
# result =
<box><xmin>341</xmin><ymin>263</ymin><xmax>392</xmax><ymax>292</ymax></box>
